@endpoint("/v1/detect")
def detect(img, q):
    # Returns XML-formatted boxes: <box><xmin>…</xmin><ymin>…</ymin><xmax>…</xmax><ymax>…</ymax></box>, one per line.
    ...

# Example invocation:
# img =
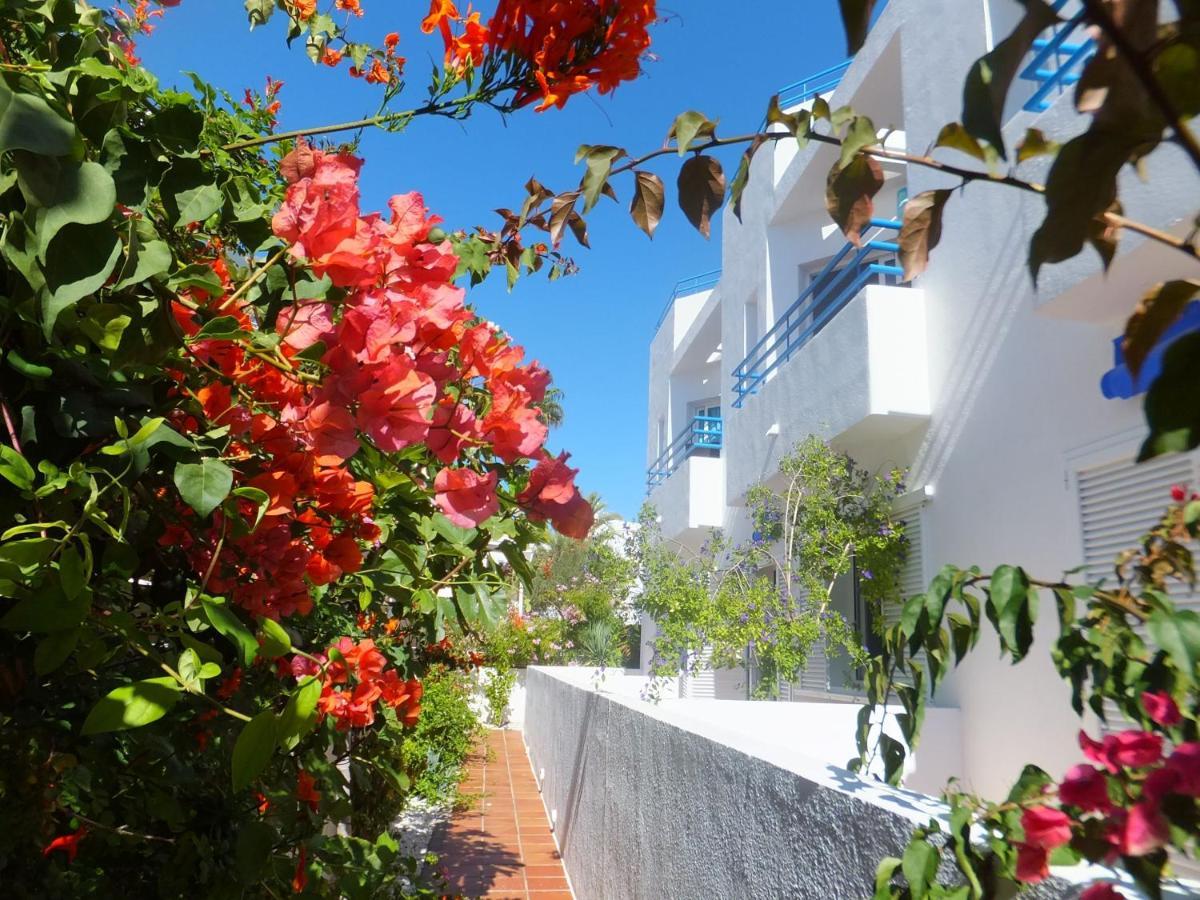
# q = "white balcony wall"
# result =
<box><xmin>646</xmin><ymin>455</ymin><xmax>724</xmax><ymax>547</ymax></box>
<box><xmin>725</xmin><ymin>285</ymin><xmax>929</xmax><ymax>504</ymax></box>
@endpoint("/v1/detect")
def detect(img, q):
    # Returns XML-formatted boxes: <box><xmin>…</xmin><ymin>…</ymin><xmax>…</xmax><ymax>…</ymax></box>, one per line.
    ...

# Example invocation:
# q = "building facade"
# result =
<box><xmin>643</xmin><ymin>0</ymin><xmax>1200</xmax><ymax>803</ymax></box>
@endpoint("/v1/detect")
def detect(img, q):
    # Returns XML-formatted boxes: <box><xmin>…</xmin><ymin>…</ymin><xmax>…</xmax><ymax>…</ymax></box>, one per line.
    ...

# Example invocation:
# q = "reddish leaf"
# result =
<box><xmin>629</xmin><ymin>170</ymin><xmax>665</xmax><ymax>239</ymax></box>
<box><xmin>824</xmin><ymin>156</ymin><xmax>884</xmax><ymax>247</ymax></box>
<box><xmin>676</xmin><ymin>155</ymin><xmax>725</xmax><ymax>240</ymax></box>
<box><xmin>1123</xmin><ymin>279</ymin><xmax>1200</xmax><ymax>377</ymax></box>
<box><xmin>898</xmin><ymin>189</ymin><xmax>952</xmax><ymax>282</ymax></box>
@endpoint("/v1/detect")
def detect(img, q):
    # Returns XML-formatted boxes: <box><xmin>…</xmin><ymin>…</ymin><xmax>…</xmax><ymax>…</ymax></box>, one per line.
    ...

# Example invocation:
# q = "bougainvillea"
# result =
<box><xmin>0</xmin><ymin>0</ymin><xmax>643</xmax><ymax>894</ymax></box>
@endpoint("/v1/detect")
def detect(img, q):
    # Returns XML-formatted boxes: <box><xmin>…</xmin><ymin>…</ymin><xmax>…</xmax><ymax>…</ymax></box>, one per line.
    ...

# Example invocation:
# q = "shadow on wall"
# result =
<box><xmin>555</xmin><ymin>687</ymin><xmax>598</xmax><ymax>851</ymax></box>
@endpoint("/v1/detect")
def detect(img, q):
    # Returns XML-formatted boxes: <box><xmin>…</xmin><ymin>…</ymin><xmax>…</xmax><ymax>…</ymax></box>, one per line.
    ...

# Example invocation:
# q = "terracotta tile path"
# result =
<box><xmin>430</xmin><ymin>728</ymin><xmax>573</xmax><ymax>899</ymax></box>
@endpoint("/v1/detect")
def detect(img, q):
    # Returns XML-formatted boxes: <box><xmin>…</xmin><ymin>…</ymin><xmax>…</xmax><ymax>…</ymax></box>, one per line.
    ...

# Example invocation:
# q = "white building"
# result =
<box><xmin>643</xmin><ymin>0</ymin><xmax>1200</xmax><ymax>805</ymax></box>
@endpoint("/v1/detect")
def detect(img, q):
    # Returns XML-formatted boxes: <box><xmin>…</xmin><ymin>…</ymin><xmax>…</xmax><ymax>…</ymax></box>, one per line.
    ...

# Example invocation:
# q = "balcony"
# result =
<box><xmin>733</xmin><ymin>219</ymin><xmax>904</xmax><ymax>406</ymax></box>
<box><xmin>646</xmin><ymin>415</ymin><xmax>722</xmax><ymax>489</ymax></box>
<box><xmin>775</xmin><ymin>60</ymin><xmax>851</xmax><ymax>111</ymax></box>
<box><xmin>653</xmin><ymin>269</ymin><xmax>721</xmax><ymax>336</ymax></box>
<box><xmin>1018</xmin><ymin>0</ymin><xmax>1096</xmax><ymax>113</ymax></box>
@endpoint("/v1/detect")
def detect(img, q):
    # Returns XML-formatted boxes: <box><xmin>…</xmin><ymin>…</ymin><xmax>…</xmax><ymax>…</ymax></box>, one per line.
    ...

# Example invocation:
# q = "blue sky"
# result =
<box><xmin>133</xmin><ymin>3</ymin><xmax>848</xmax><ymax>519</ymax></box>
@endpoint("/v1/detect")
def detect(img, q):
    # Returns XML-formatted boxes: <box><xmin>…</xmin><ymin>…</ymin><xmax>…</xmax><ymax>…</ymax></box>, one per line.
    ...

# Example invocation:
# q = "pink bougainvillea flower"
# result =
<box><xmin>1122</xmin><ymin>801</ymin><xmax>1169</xmax><ymax>856</ymax></box>
<box><xmin>1021</xmin><ymin>806</ymin><xmax>1073</xmax><ymax>849</ymax></box>
<box><xmin>434</xmin><ymin>467</ymin><xmax>498</xmax><ymax>528</ymax></box>
<box><xmin>355</xmin><ymin>359</ymin><xmax>436</xmax><ymax>452</ymax></box>
<box><xmin>302</xmin><ymin>401</ymin><xmax>360</xmax><ymax>465</ymax></box>
<box><xmin>1015</xmin><ymin>842</ymin><xmax>1049</xmax><ymax>883</ymax></box>
<box><xmin>1058</xmin><ymin>764</ymin><xmax>1111</xmax><ymax>813</ymax></box>
<box><xmin>516</xmin><ymin>451</ymin><xmax>595</xmax><ymax>539</ymax></box>
<box><xmin>1140</xmin><ymin>690</ymin><xmax>1181</xmax><ymax>727</ymax></box>
<box><xmin>276</xmin><ymin>301</ymin><xmax>334</xmax><ymax>350</ymax></box>
<box><xmin>1165</xmin><ymin>742</ymin><xmax>1200</xmax><ymax>797</ymax></box>
<box><xmin>1079</xmin><ymin>729</ymin><xmax>1163</xmax><ymax>773</ymax></box>
<box><xmin>1080</xmin><ymin>884</ymin><xmax>1125</xmax><ymax>900</ymax></box>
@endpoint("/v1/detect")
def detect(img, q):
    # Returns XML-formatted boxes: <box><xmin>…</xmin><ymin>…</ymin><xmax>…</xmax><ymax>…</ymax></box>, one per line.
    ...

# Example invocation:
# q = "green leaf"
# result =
<box><xmin>1</xmin><ymin>582</ymin><xmax>90</xmax><ymax>633</ymax></box>
<box><xmin>258</xmin><ymin>617</ymin><xmax>291</xmax><ymax>659</ymax></box>
<box><xmin>0</xmin><ymin>79</ymin><xmax>76</xmax><ymax>156</ymax></box>
<box><xmin>1147</xmin><ymin>608</ymin><xmax>1200</xmax><ymax>685</ymax></box>
<box><xmin>17</xmin><ymin>159</ymin><xmax>116</xmax><ymax>261</ymax></box>
<box><xmin>245</xmin><ymin>0</ymin><xmax>276</xmax><ymax>27</ymax></box>
<box><xmin>278</xmin><ymin>676</ymin><xmax>322</xmax><ymax>750</ymax></box>
<box><xmin>901</xmin><ymin>837</ymin><xmax>938</xmax><ymax>898</ymax></box>
<box><xmin>1015</xmin><ymin>127</ymin><xmax>1059</xmax><ymax>164</ymax></box>
<box><xmin>231</xmin><ymin>709</ymin><xmax>279</xmax><ymax>791</ymax></box>
<box><xmin>194</xmin><ymin>315</ymin><xmax>250</xmax><ymax>341</ymax></box>
<box><xmin>161</xmin><ymin>160</ymin><xmax>222</xmax><ymax>229</ymax></box>
<box><xmin>0</xmin><ymin>445</ymin><xmax>35</xmax><ymax>490</ymax></box>
<box><xmin>676</xmin><ymin>155</ymin><xmax>726</xmax><ymax>240</ymax></box>
<box><xmin>988</xmin><ymin>565</ymin><xmax>1034</xmax><ymax>660</ymax></box>
<box><xmin>897</xmin><ymin>189</ymin><xmax>951</xmax><ymax>282</ymax></box>
<box><xmin>235</xmin><ymin>820</ymin><xmax>277</xmax><ymax>884</ymax></box>
<box><xmin>839</xmin><ymin>116</ymin><xmax>878</xmax><ymax>168</ymax></box>
<box><xmin>837</xmin><ymin>0</ymin><xmax>878</xmax><ymax>54</ymax></box>
<box><xmin>667</xmin><ymin>110</ymin><xmax>717</xmax><ymax>156</ymax></box>
<box><xmin>201</xmin><ymin>597</ymin><xmax>259</xmax><ymax>667</ymax></box>
<box><xmin>576</xmin><ymin>145</ymin><xmax>624</xmax><ymax>213</ymax></box>
<box><xmin>59</xmin><ymin>545</ymin><xmax>87</xmax><ymax>600</ymax></box>
<box><xmin>1139</xmin><ymin>332</ymin><xmax>1200</xmax><ymax>461</ymax></box>
<box><xmin>34</xmin><ymin>628</ymin><xmax>79</xmax><ymax>675</ymax></box>
<box><xmin>1123</xmin><ymin>280</ymin><xmax>1200</xmax><ymax>378</ymax></box>
<box><xmin>873</xmin><ymin>855</ymin><xmax>902</xmax><ymax>899</ymax></box>
<box><xmin>112</xmin><ymin>230</ymin><xmax>171</xmax><ymax>292</ymax></box>
<box><xmin>629</xmin><ymin>170</ymin><xmax>665</xmax><ymax>238</ymax></box>
<box><xmin>961</xmin><ymin>0</ymin><xmax>1059</xmax><ymax>157</ymax></box>
<box><xmin>934</xmin><ymin>123</ymin><xmax>987</xmax><ymax>162</ymax></box>
<box><xmin>730</xmin><ymin>136</ymin><xmax>765</xmax><ymax>223</ymax></box>
<box><xmin>174</xmin><ymin>458</ymin><xmax>234</xmax><ymax>517</ymax></box>
<box><xmin>81</xmin><ymin>677</ymin><xmax>182</xmax><ymax>734</ymax></box>
<box><xmin>172</xmin><ymin>182</ymin><xmax>222</xmax><ymax>229</ymax></box>
<box><xmin>42</xmin><ymin>222</ymin><xmax>123</xmax><ymax>339</ymax></box>
<box><xmin>79</xmin><ymin>303</ymin><xmax>132</xmax><ymax>352</ymax></box>
<box><xmin>825</xmin><ymin>155</ymin><xmax>883</xmax><ymax>246</ymax></box>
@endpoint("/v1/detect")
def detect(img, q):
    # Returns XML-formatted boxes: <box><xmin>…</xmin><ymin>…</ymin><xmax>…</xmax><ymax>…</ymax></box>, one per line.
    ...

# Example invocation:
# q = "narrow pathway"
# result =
<box><xmin>431</xmin><ymin>729</ymin><xmax>573</xmax><ymax>899</ymax></box>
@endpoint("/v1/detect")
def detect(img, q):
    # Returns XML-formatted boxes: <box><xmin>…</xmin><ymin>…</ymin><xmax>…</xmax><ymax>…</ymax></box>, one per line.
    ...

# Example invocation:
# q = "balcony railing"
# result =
<box><xmin>654</xmin><ymin>269</ymin><xmax>721</xmax><ymax>332</ymax></box>
<box><xmin>775</xmin><ymin>60</ymin><xmax>852</xmax><ymax>110</ymax></box>
<box><xmin>1019</xmin><ymin>0</ymin><xmax>1096</xmax><ymax>112</ymax></box>
<box><xmin>732</xmin><ymin>219</ymin><xmax>905</xmax><ymax>407</ymax></box>
<box><xmin>647</xmin><ymin>415</ymin><xmax>723</xmax><ymax>490</ymax></box>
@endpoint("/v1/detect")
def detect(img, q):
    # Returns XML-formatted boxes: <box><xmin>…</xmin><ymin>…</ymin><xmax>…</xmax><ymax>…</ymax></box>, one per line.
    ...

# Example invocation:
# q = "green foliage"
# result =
<box><xmin>637</xmin><ymin>437</ymin><xmax>908</xmax><ymax>699</ymax></box>
<box><xmin>484</xmin><ymin>666</ymin><xmax>518</xmax><ymax>727</ymax></box>
<box><xmin>856</xmin><ymin>500</ymin><xmax>1200</xmax><ymax>897</ymax></box>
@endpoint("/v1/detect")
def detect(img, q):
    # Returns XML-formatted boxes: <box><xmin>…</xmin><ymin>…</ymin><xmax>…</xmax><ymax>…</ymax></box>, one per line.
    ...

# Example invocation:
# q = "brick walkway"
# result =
<box><xmin>431</xmin><ymin>729</ymin><xmax>573</xmax><ymax>899</ymax></box>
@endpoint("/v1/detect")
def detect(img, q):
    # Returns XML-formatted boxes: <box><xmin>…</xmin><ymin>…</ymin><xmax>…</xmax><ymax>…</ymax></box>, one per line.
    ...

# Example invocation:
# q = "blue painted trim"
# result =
<box><xmin>1101</xmin><ymin>302</ymin><xmax>1200</xmax><ymax>400</ymax></box>
<box><xmin>647</xmin><ymin>415</ymin><xmax>724</xmax><ymax>490</ymax></box>
<box><xmin>1019</xmin><ymin>9</ymin><xmax>1097</xmax><ymax>113</ymax></box>
<box><xmin>730</xmin><ymin>222</ymin><xmax>905</xmax><ymax>407</ymax></box>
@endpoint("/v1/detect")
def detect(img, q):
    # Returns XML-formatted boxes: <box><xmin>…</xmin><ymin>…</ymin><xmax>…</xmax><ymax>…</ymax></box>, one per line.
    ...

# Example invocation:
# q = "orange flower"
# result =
<box><xmin>421</xmin><ymin>0</ymin><xmax>459</xmax><ymax>39</ymax></box>
<box><xmin>321</xmin><ymin>46</ymin><xmax>344</xmax><ymax>67</ymax></box>
<box><xmin>296</xmin><ymin>770</ymin><xmax>321</xmax><ymax>812</ymax></box>
<box><xmin>384</xmin><ymin>32</ymin><xmax>400</xmax><ymax>49</ymax></box>
<box><xmin>335</xmin><ymin>0</ymin><xmax>363</xmax><ymax>16</ymax></box>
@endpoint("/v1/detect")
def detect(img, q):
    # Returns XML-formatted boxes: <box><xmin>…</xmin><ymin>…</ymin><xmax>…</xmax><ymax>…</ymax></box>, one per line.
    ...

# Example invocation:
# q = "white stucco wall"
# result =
<box><xmin>520</xmin><ymin>667</ymin><xmax>1139</xmax><ymax>900</ymax></box>
<box><xmin>644</xmin><ymin>0</ymin><xmax>1200</xmax><ymax>806</ymax></box>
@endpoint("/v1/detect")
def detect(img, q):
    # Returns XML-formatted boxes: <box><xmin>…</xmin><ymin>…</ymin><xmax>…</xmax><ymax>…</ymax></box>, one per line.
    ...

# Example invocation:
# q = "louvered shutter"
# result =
<box><xmin>1077</xmin><ymin>453</ymin><xmax>1198</xmax><ymax>723</ymax></box>
<box><xmin>882</xmin><ymin>506</ymin><xmax>927</xmax><ymax>686</ymax></box>
<box><xmin>680</xmin><ymin>646</ymin><xmax>716</xmax><ymax>698</ymax></box>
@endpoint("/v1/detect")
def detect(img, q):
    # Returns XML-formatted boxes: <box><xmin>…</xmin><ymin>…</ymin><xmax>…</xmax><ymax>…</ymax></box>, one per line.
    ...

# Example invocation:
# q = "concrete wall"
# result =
<box><xmin>522</xmin><ymin>667</ymin><xmax>1125</xmax><ymax>900</ymax></box>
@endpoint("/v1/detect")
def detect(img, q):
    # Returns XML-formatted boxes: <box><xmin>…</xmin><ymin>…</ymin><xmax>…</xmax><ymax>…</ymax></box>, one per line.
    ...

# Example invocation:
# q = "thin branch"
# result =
<box><xmin>1078</xmin><ymin>0</ymin><xmax>1200</xmax><ymax>172</ymax></box>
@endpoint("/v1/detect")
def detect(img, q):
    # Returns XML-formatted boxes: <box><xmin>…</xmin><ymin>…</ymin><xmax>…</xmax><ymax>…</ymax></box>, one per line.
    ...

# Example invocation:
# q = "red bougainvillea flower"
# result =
<box><xmin>1080</xmin><ymin>885</ymin><xmax>1125</xmax><ymax>900</ymax></box>
<box><xmin>1021</xmin><ymin>806</ymin><xmax>1072</xmax><ymax>849</ymax></box>
<box><xmin>296</xmin><ymin>769</ymin><xmax>321</xmax><ymax>812</ymax></box>
<box><xmin>1123</xmin><ymin>801</ymin><xmax>1169</xmax><ymax>856</ymax></box>
<box><xmin>1171</xmin><ymin>483</ymin><xmax>1188</xmax><ymax>502</ymax></box>
<box><xmin>355</xmin><ymin>360</ymin><xmax>437</xmax><ymax>452</ymax></box>
<box><xmin>435</xmin><ymin>467</ymin><xmax>499</xmax><ymax>528</ymax></box>
<box><xmin>43</xmin><ymin>827</ymin><xmax>87</xmax><ymax>863</ymax></box>
<box><xmin>1014</xmin><ymin>842</ymin><xmax>1049</xmax><ymax>883</ymax></box>
<box><xmin>1057</xmin><ymin>764</ymin><xmax>1111</xmax><ymax>813</ymax></box>
<box><xmin>517</xmin><ymin>451</ymin><xmax>594</xmax><ymax>538</ymax></box>
<box><xmin>292</xmin><ymin>845</ymin><xmax>308</xmax><ymax>893</ymax></box>
<box><xmin>1140</xmin><ymin>690</ymin><xmax>1181</xmax><ymax>727</ymax></box>
<box><xmin>1079</xmin><ymin>729</ymin><xmax>1163</xmax><ymax>773</ymax></box>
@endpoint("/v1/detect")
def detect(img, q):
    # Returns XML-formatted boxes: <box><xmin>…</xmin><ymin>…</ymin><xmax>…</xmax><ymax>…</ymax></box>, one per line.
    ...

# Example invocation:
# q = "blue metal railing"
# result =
<box><xmin>731</xmin><ymin>219</ymin><xmax>905</xmax><ymax>407</ymax></box>
<box><xmin>775</xmin><ymin>60</ymin><xmax>853</xmax><ymax>110</ymax></box>
<box><xmin>654</xmin><ymin>269</ymin><xmax>721</xmax><ymax>332</ymax></box>
<box><xmin>1019</xmin><ymin>0</ymin><xmax>1096</xmax><ymax>112</ymax></box>
<box><xmin>647</xmin><ymin>415</ymin><xmax>723</xmax><ymax>490</ymax></box>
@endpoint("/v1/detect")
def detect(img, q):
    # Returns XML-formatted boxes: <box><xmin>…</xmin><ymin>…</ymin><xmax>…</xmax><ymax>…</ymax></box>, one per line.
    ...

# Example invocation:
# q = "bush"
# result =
<box><xmin>484</xmin><ymin>667</ymin><xmax>518</xmax><ymax>727</ymax></box>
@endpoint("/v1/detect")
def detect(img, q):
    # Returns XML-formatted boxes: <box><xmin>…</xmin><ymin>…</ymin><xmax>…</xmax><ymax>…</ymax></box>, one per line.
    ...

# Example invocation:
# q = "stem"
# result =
<box><xmin>71</xmin><ymin>813</ymin><xmax>176</xmax><ymax>844</ymax></box>
<box><xmin>1078</xmin><ymin>0</ymin><xmax>1200</xmax><ymax>172</ymax></box>
<box><xmin>217</xmin><ymin>247</ymin><xmax>288</xmax><ymax>312</ymax></box>
<box><xmin>222</xmin><ymin>108</ymin><xmax>425</xmax><ymax>152</ymax></box>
